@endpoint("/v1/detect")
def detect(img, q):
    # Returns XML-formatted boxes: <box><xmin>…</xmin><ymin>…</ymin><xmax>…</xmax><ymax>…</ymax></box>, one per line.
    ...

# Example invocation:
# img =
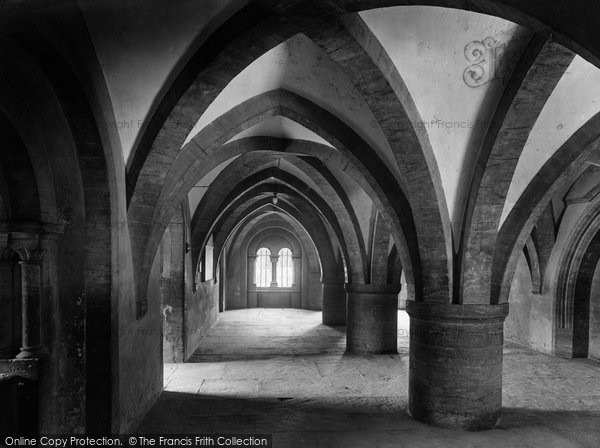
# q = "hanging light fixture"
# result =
<box><xmin>271</xmin><ymin>154</ymin><xmax>282</xmax><ymax>205</ymax></box>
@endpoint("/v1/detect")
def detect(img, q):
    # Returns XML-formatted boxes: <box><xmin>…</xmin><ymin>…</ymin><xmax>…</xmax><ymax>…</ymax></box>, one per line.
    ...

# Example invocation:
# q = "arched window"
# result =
<box><xmin>255</xmin><ymin>248</ymin><xmax>272</xmax><ymax>287</ymax></box>
<box><xmin>276</xmin><ymin>248</ymin><xmax>293</xmax><ymax>287</ymax></box>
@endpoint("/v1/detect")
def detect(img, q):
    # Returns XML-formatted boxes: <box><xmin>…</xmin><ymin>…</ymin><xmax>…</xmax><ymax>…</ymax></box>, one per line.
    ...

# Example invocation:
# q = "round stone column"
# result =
<box><xmin>406</xmin><ymin>301</ymin><xmax>509</xmax><ymax>430</ymax></box>
<box><xmin>321</xmin><ymin>278</ymin><xmax>346</xmax><ymax>326</ymax></box>
<box><xmin>16</xmin><ymin>260</ymin><xmax>46</xmax><ymax>359</ymax></box>
<box><xmin>345</xmin><ymin>284</ymin><xmax>399</xmax><ymax>354</ymax></box>
<box><xmin>270</xmin><ymin>255</ymin><xmax>278</xmax><ymax>287</ymax></box>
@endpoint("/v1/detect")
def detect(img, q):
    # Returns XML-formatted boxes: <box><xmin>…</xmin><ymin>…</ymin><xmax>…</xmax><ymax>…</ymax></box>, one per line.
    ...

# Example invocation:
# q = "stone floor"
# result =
<box><xmin>138</xmin><ymin>308</ymin><xmax>600</xmax><ymax>447</ymax></box>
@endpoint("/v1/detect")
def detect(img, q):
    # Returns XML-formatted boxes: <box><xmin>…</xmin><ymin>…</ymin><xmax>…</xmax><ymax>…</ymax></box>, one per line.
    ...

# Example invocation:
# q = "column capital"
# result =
<box><xmin>0</xmin><ymin>220</ymin><xmax>65</xmax><ymax>235</ymax></box>
<box><xmin>0</xmin><ymin>221</ymin><xmax>64</xmax><ymax>262</ymax></box>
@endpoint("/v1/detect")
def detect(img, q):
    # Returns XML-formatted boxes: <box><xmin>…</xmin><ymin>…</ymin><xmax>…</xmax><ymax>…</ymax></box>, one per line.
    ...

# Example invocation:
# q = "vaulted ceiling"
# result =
<box><xmin>79</xmin><ymin>0</ymin><xmax>600</xmax><ymax>230</ymax></box>
<box><xmin>4</xmin><ymin>0</ymin><xmax>600</xmax><ymax>305</ymax></box>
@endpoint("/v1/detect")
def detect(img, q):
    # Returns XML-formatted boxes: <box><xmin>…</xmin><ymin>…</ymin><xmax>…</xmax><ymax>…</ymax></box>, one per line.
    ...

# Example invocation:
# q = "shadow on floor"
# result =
<box><xmin>188</xmin><ymin>350</ymin><xmax>404</xmax><ymax>363</ymax></box>
<box><xmin>138</xmin><ymin>392</ymin><xmax>600</xmax><ymax>447</ymax></box>
<box><xmin>151</xmin><ymin>310</ymin><xmax>600</xmax><ymax>446</ymax></box>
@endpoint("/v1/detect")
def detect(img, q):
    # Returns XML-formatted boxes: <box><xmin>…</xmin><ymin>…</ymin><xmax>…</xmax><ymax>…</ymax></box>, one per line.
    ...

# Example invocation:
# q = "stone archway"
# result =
<box><xmin>555</xmin><ymin>200</ymin><xmax>600</xmax><ymax>358</ymax></box>
<box><xmin>246</xmin><ymin>228</ymin><xmax>304</xmax><ymax>309</ymax></box>
<box><xmin>0</xmin><ymin>33</ymin><xmax>116</xmax><ymax>434</ymax></box>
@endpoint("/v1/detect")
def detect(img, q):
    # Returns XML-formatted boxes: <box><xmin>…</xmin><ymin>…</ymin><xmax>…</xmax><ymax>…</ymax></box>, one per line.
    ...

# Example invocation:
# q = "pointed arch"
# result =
<box><xmin>496</xmin><ymin>111</ymin><xmax>600</xmax><ymax>304</ymax></box>
<box><xmin>190</xmin><ymin>166</ymin><xmax>365</xmax><ymax>283</ymax></box>
<box><xmin>130</xmin><ymin>90</ymin><xmax>421</xmax><ymax>303</ymax></box>
<box><xmin>459</xmin><ymin>36</ymin><xmax>574</xmax><ymax>304</ymax></box>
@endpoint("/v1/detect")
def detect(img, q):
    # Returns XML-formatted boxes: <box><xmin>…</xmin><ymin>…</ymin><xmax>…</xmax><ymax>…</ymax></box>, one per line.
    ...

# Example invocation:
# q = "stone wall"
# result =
<box><xmin>505</xmin><ymin>254</ymin><xmax>554</xmax><ymax>353</ymax></box>
<box><xmin>116</xmin><ymin>224</ymin><xmax>163</xmax><ymax>433</ymax></box>
<box><xmin>223</xmin><ymin>218</ymin><xmax>324</xmax><ymax>311</ymax></box>
<box><xmin>185</xmin><ymin>280</ymin><xmax>219</xmax><ymax>360</ymax></box>
<box><xmin>588</xmin><ymin>261</ymin><xmax>600</xmax><ymax>361</ymax></box>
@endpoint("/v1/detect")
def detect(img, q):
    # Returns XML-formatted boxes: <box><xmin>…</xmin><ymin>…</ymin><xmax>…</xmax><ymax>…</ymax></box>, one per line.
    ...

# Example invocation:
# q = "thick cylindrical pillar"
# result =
<box><xmin>345</xmin><ymin>284</ymin><xmax>399</xmax><ymax>354</ymax></box>
<box><xmin>16</xmin><ymin>260</ymin><xmax>45</xmax><ymax>359</ymax></box>
<box><xmin>407</xmin><ymin>301</ymin><xmax>509</xmax><ymax>430</ymax></box>
<box><xmin>322</xmin><ymin>278</ymin><xmax>346</xmax><ymax>326</ymax></box>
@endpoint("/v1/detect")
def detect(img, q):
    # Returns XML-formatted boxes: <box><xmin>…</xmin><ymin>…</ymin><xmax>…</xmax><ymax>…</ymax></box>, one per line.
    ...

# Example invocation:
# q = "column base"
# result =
<box><xmin>407</xmin><ymin>301</ymin><xmax>509</xmax><ymax>430</ymax></box>
<box><xmin>345</xmin><ymin>284</ymin><xmax>399</xmax><ymax>354</ymax></box>
<box><xmin>16</xmin><ymin>345</ymin><xmax>47</xmax><ymax>360</ymax></box>
<box><xmin>322</xmin><ymin>279</ymin><xmax>346</xmax><ymax>326</ymax></box>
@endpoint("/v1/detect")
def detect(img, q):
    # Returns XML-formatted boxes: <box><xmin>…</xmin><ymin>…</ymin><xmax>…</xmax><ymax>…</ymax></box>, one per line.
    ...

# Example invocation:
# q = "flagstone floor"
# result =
<box><xmin>138</xmin><ymin>308</ymin><xmax>600</xmax><ymax>447</ymax></box>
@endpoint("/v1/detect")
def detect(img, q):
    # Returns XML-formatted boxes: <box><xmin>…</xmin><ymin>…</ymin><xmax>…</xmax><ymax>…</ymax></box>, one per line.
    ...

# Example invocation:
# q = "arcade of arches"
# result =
<box><xmin>1</xmin><ymin>0</ymin><xmax>600</xmax><ymax>444</ymax></box>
